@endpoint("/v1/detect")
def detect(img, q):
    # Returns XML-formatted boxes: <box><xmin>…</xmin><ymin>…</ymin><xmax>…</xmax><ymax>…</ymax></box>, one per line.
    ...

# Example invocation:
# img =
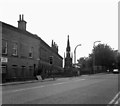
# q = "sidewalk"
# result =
<box><xmin>0</xmin><ymin>73</ymin><xmax>109</xmax><ymax>86</ymax></box>
<box><xmin>0</xmin><ymin>78</ymin><xmax>54</xmax><ymax>86</ymax></box>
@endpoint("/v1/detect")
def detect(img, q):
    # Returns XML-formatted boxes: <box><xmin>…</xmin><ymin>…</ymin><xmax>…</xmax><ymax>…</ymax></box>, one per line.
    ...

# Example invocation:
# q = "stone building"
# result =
<box><xmin>0</xmin><ymin>14</ymin><xmax>63</xmax><ymax>82</ymax></box>
<box><xmin>64</xmin><ymin>35</ymin><xmax>73</xmax><ymax>76</ymax></box>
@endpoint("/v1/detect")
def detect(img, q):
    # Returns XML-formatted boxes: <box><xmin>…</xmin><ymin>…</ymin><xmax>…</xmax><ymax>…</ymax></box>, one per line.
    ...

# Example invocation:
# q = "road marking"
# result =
<box><xmin>52</xmin><ymin>79</ymin><xmax>85</xmax><ymax>86</ymax></box>
<box><xmin>82</xmin><ymin>75</ymin><xmax>89</xmax><ymax>77</ymax></box>
<box><xmin>108</xmin><ymin>91</ymin><xmax>120</xmax><ymax>105</ymax></box>
<box><xmin>114</xmin><ymin>97</ymin><xmax>120</xmax><ymax>104</ymax></box>
<box><xmin>3</xmin><ymin>79</ymin><xmax>85</xmax><ymax>94</ymax></box>
<box><xmin>52</xmin><ymin>82</ymin><xmax>68</xmax><ymax>85</ymax></box>
<box><xmin>4</xmin><ymin>85</ymin><xmax>45</xmax><ymax>93</ymax></box>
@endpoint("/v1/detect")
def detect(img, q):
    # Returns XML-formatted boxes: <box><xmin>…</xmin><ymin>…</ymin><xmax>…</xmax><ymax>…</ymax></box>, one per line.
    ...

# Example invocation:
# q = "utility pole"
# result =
<box><xmin>74</xmin><ymin>44</ymin><xmax>82</xmax><ymax>64</ymax></box>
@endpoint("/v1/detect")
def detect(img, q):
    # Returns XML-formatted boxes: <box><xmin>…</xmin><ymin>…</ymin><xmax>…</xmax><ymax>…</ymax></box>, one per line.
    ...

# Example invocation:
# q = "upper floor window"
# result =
<box><xmin>29</xmin><ymin>66</ymin><xmax>33</xmax><ymax>71</ymax></box>
<box><xmin>12</xmin><ymin>42</ymin><xmax>18</xmax><ymax>56</ymax></box>
<box><xmin>29</xmin><ymin>47</ymin><xmax>33</xmax><ymax>58</ymax></box>
<box><xmin>2</xmin><ymin>39</ymin><xmax>7</xmax><ymax>54</ymax></box>
<box><xmin>49</xmin><ymin>56</ymin><xmax>53</xmax><ymax>64</ymax></box>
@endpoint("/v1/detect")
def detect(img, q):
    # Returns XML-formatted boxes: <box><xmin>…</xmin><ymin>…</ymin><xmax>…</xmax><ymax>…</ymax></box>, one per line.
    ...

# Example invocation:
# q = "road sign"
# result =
<box><xmin>0</xmin><ymin>57</ymin><xmax>8</xmax><ymax>63</ymax></box>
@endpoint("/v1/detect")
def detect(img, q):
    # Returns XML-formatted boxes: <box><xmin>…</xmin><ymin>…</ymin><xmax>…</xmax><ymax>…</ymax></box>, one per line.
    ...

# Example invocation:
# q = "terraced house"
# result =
<box><xmin>0</xmin><ymin>15</ymin><xmax>63</xmax><ymax>82</ymax></box>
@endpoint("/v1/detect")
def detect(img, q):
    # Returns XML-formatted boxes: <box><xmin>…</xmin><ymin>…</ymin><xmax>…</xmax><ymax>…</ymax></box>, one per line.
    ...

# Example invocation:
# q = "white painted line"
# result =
<box><xmin>115</xmin><ymin>100</ymin><xmax>118</xmax><ymax>104</ymax></box>
<box><xmin>114</xmin><ymin>97</ymin><xmax>120</xmax><ymax>104</ymax></box>
<box><xmin>52</xmin><ymin>79</ymin><xmax>85</xmax><ymax>86</ymax></box>
<box><xmin>52</xmin><ymin>81</ymin><xmax>69</xmax><ymax>86</ymax></box>
<box><xmin>82</xmin><ymin>75</ymin><xmax>89</xmax><ymax>77</ymax></box>
<box><xmin>4</xmin><ymin>85</ymin><xmax>45</xmax><ymax>93</ymax></box>
<box><xmin>108</xmin><ymin>91</ymin><xmax>120</xmax><ymax>105</ymax></box>
<box><xmin>14</xmin><ymin>85</ymin><xmax>45</xmax><ymax>92</ymax></box>
<box><xmin>3</xmin><ymin>79</ymin><xmax>85</xmax><ymax>94</ymax></box>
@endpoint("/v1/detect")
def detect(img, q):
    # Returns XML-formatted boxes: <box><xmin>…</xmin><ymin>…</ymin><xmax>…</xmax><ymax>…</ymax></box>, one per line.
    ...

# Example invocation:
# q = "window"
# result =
<box><xmin>2</xmin><ymin>40</ymin><xmax>7</xmax><ymax>54</ymax></box>
<box><xmin>21</xmin><ymin>66</ymin><xmax>26</xmax><ymax>77</ymax></box>
<box><xmin>29</xmin><ymin>47</ymin><xmax>33</xmax><ymax>58</ymax></box>
<box><xmin>29</xmin><ymin>66</ymin><xmax>33</xmax><ymax>71</ymax></box>
<box><xmin>21</xmin><ymin>65</ymin><xmax>26</xmax><ymax>71</ymax></box>
<box><xmin>49</xmin><ymin>56</ymin><xmax>53</xmax><ymax>64</ymax></box>
<box><xmin>29</xmin><ymin>66</ymin><xmax>33</xmax><ymax>76</ymax></box>
<box><xmin>21</xmin><ymin>66</ymin><xmax>26</xmax><ymax>68</ymax></box>
<box><xmin>12</xmin><ymin>43</ymin><xmax>18</xmax><ymax>56</ymax></box>
<box><xmin>12</xmin><ymin>65</ymin><xmax>18</xmax><ymax>76</ymax></box>
<box><xmin>1</xmin><ymin>65</ymin><xmax>7</xmax><ymax>73</ymax></box>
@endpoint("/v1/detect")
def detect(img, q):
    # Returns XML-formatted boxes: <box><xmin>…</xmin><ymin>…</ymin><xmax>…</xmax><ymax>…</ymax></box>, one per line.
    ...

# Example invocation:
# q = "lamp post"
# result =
<box><xmin>74</xmin><ymin>44</ymin><xmax>82</xmax><ymax>64</ymax></box>
<box><xmin>93</xmin><ymin>41</ymin><xmax>101</xmax><ymax>74</ymax></box>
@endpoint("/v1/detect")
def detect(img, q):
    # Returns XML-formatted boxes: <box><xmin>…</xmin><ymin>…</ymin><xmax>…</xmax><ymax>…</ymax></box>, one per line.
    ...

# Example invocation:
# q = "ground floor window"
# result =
<box><xmin>29</xmin><ymin>66</ymin><xmax>33</xmax><ymax>76</ymax></box>
<box><xmin>1</xmin><ymin>64</ymin><xmax>7</xmax><ymax>74</ymax></box>
<box><xmin>12</xmin><ymin>65</ymin><xmax>18</xmax><ymax>77</ymax></box>
<box><xmin>21</xmin><ymin>66</ymin><xmax>26</xmax><ymax>77</ymax></box>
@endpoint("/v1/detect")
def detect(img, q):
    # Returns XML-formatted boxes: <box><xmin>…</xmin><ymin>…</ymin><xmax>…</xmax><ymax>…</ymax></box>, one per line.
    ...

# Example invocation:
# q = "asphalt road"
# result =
<box><xmin>2</xmin><ymin>73</ymin><xmax>119</xmax><ymax>105</ymax></box>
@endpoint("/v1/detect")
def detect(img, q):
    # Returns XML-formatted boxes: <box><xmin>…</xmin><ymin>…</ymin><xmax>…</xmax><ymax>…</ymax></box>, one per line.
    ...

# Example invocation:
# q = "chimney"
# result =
<box><xmin>22</xmin><ymin>14</ymin><xmax>24</xmax><ymax>20</ymax></box>
<box><xmin>18</xmin><ymin>14</ymin><xmax>27</xmax><ymax>31</ymax></box>
<box><xmin>51</xmin><ymin>40</ymin><xmax>54</xmax><ymax>47</ymax></box>
<box><xmin>19</xmin><ymin>15</ymin><xmax>21</xmax><ymax>21</ymax></box>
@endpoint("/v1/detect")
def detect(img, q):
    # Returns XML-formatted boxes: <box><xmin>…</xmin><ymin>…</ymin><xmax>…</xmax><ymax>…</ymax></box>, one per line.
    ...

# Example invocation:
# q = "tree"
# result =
<box><xmin>77</xmin><ymin>57</ymin><xmax>93</xmax><ymax>74</ymax></box>
<box><xmin>116</xmin><ymin>51</ymin><xmax>120</xmax><ymax>69</ymax></box>
<box><xmin>92</xmin><ymin>44</ymin><xmax>116</xmax><ymax>70</ymax></box>
<box><xmin>78</xmin><ymin>44</ymin><xmax>118</xmax><ymax>73</ymax></box>
<box><xmin>118</xmin><ymin>53</ymin><xmax>120</xmax><ymax>69</ymax></box>
<box><xmin>77</xmin><ymin>57</ymin><xmax>86</xmax><ymax>69</ymax></box>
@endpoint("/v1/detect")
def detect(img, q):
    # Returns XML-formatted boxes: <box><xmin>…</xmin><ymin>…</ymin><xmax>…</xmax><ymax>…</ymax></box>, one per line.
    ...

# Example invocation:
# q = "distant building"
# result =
<box><xmin>64</xmin><ymin>35</ymin><xmax>73</xmax><ymax>76</ymax></box>
<box><xmin>0</xmin><ymin>14</ymin><xmax>63</xmax><ymax>82</ymax></box>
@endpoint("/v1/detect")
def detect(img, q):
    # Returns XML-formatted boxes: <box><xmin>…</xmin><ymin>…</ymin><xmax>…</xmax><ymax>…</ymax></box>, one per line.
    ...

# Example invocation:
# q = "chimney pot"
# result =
<box><xmin>19</xmin><ymin>15</ymin><xmax>21</xmax><ymax>21</ymax></box>
<box><xmin>22</xmin><ymin>14</ymin><xmax>24</xmax><ymax>20</ymax></box>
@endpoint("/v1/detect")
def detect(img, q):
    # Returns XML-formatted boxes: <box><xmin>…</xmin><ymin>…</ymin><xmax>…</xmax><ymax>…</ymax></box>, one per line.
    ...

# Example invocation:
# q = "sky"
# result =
<box><xmin>0</xmin><ymin>0</ymin><xmax>119</xmax><ymax>64</ymax></box>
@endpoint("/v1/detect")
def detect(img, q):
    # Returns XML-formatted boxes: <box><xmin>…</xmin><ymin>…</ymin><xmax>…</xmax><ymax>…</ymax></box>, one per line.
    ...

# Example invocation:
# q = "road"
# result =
<box><xmin>2</xmin><ymin>73</ymin><xmax>119</xmax><ymax>105</ymax></box>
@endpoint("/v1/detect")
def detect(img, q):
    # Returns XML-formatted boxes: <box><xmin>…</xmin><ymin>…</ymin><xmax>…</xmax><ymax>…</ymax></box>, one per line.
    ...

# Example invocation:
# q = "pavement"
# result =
<box><xmin>0</xmin><ymin>77</ymin><xmax>74</xmax><ymax>86</ymax></box>
<box><xmin>0</xmin><ymin>73</ymin><xmax>109</xmax><ymax>86</ymax></box>
<box><xmin>0</xmin><ymin>78</ymin><xmax>55</xmax><ymax>86</ymax></box>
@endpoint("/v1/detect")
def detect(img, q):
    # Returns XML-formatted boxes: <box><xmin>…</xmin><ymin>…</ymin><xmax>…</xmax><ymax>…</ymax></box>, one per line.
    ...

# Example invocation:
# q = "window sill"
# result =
<box><xmin>2</xmin><ymin>53</ymin><xmax>7</xmax><ymax>56</ymax></box>
<box><xmin>29</xmin><ymin>57</ymin><xmax>33</xmax><ymax>59</ymax></box>
<box><xmin>20</xmin><ymin>56</ymin><xmax>27</xmax><ymax>59</ymax></box>
<box><xmin>11</xmin><ymin>54</ymin><xmax>18</xmax><ymax>57</ymax></box>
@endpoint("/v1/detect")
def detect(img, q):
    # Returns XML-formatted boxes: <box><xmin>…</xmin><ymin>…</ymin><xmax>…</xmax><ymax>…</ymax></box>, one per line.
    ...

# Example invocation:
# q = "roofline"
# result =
<box><xmin>2</xmin><ymin>21</ymin><xmax>40</xmax><ymax>40</ymax></box>
<box><xmin>1</xmin><ymin>21</ymin><xmax>63</xmax><ymax>59</ymax></box>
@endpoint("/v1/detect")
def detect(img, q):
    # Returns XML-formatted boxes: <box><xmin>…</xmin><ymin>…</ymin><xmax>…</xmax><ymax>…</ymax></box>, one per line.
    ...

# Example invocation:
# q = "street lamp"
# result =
<box><xmin>74</xmin><ymin>44</ymin><xmax>82</xmax><ymax>64</ymax></box>
<box><xmin>93</xmin><ymin>41</ymin><xmax>101</xmax><ymax>74</ymax></box>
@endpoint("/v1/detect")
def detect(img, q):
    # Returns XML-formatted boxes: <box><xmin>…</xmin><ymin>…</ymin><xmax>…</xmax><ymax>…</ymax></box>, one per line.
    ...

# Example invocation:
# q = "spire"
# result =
<box><xmin>66</xmin><ymin>35</ymin><xmax>70</xmax><ymax>52</ymax></box>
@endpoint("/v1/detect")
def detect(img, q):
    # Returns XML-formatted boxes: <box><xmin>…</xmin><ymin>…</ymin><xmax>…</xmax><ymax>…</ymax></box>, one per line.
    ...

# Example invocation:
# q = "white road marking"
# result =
<box><xmin>3</xmin><ymin>79</ymin><xmax>85</xmax><ymax>94</ymax></box>
<box><xmin>114</xmin><ymin>97</ymin><xmax>120</xmax><ymax>104</ymax></box>
<box><xmin>115</xmin><ymin>100</ymin><xmax>118</xmax><ymax>104</ymax></box>
<box><xmin>4</xmin><ymin>85</ymin><xmax>45</xmax><ymax>93</ymax></box>
<box><xmin>108</xmin><ymin>91</ymin><xmax>120</xmax><ymax>105</ymax></box>
<box><xmin>52</xmin><ymin>82</ymin><xmax>68</xmax><ymax>86</ymax></box>
<box><xmin>52</xmin><ymin>79</ymin><xmax>85</xmax><ymax>86</ymax></box>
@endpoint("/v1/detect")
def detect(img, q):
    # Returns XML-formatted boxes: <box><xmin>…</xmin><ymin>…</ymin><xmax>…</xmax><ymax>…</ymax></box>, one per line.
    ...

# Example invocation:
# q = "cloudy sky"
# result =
<box><xmin>1</xmin><ymin>0</ymin><xmax>118</xmax><ymax>63</ymax></box>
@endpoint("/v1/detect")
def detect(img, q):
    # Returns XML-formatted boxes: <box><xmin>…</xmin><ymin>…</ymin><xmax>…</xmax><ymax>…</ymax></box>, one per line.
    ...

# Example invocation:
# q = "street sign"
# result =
<box><xmin>0</xmin><ymin>57</ymin><xmax>8</xmax><ymax>63</ymax></box>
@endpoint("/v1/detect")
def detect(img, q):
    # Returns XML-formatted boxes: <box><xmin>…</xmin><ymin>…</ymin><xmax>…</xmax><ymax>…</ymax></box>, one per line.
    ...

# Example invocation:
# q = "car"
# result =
<box><xmin>113</xmin><ymin>69</ymin><xmax>119</xmax><ymax>74</ymax></box>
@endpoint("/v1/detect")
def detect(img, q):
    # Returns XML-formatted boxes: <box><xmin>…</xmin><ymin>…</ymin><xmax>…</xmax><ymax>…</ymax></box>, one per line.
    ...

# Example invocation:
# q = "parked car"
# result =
<box><xmin>113</xmin><ymin>69</ymin><xmax>119</xmax><ymax>74</ymax></box>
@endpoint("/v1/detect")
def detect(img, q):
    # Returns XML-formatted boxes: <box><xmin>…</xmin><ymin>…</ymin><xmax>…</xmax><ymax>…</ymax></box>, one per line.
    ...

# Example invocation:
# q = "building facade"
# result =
<box><xmin>0</xmin><ymin>15</ymin><xmax>63</xmax><ymax>82</ymax></box>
